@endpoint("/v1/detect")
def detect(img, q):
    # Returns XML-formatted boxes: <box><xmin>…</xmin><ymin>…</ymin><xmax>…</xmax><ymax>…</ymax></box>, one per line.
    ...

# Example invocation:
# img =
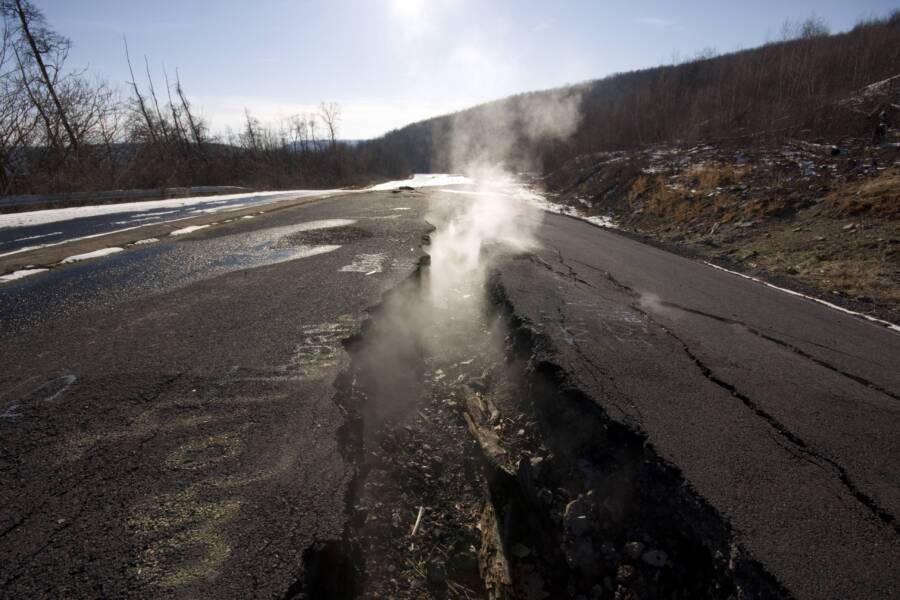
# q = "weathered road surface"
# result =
<box><xmin>1</xmin><ymin>187</ymin><xmax>898</xmax><ymax>599</ymax></box>
<box><xmin>495</xmin><ymin>208</ymin><xmax>900</xmax><ymax>599</ymax></box>
<box><xmin>0</xmin><ymin>189</ymin><xmax>345</xmax><ymax>257</ymax></box>
<box><xmin>0</xmin><ymin>189</ymin><xmax>428</xmax><ymax>598</ymax></box>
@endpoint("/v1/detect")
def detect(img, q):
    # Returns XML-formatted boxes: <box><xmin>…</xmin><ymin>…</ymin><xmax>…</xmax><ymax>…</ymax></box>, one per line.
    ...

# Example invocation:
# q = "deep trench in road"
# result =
<box><xmin>290</xmin><ymin>194</ymin><xmax>787</xmax><ymax>600</ymax></box>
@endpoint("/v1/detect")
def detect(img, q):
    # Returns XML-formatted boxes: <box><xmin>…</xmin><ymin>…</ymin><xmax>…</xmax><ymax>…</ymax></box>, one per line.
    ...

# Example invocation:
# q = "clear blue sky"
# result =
<box><xmin>37</xmin><ymin>0</ymin><xmax>900</xmax><ymax>139</ymax></box>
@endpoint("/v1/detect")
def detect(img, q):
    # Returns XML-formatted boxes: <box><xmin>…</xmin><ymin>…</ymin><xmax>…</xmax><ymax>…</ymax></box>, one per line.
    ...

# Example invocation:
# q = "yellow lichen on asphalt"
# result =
<box><xmin>128</xmin><ymin>485</ymin><xmax>243</xmax><ymax>588</ymax></box>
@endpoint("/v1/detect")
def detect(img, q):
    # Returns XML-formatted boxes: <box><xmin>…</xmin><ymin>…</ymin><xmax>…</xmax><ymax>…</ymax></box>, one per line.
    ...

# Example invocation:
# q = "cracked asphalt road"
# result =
<box><xmin>0</xmin><ymin>190</ymin><xmax>429</xmax><ymax>598</ymax></box>
<box><xmin>2</xmin><ymin>187</ymin><xmax>898</xmax><ymax>598</ymax></box>
<box><xmin>494</xmin><ymin>209</ymin><xmax>900</xmax><ymax>599</ymax></box>
<box><xmin>0</xmin><ymin>190</ymin><xmax>345</xmax><ymax>257</ymax></box>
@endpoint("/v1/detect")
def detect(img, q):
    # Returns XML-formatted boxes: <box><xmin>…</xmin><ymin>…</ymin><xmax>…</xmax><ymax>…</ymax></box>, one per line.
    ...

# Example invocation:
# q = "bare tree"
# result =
<box><xmin>242</xmin><ymin>108</ymin><xmax>260</xmax><ymax>150</ymax></box>
<box><xmin>12</xmin><ymin>42</ymin><xmax>58</xmax><ymax>150</ymax></box>
<box><xmin>144</xmin><ymin>55</ymin><xmax>170</xmax><ymax>144</ymax></box>
<box><xmin>175</xmin><ymin>69</ymin><xmax>205</xmax><ymax>147</ymax></box>
<box><xmin>163</xmin><ymin>65</ymin><xmax>188</xmax><ymax>148</ymax></box>
<box><xmin>123</xmin><ymin>37</ymin><xmax>158</xmax><ymax>145</ymax></box>
<box><xmin>319</xmin><ymin>101</ymin><xmax>340</xmax><ymax>150</ymax></box>
<box><xmin>308</xmin><ymin>114</ymin><xmax>321</xmax><ymax>151</ymax></box>
<box><xmin>1</xmin><ymin>0</ymin><xmax>78</xmax><ymax>149</ymax></box>
<box><xmin>0</xmin><ymin>24</ymin><xmax>36</xmax><ymax>191</ymax></box>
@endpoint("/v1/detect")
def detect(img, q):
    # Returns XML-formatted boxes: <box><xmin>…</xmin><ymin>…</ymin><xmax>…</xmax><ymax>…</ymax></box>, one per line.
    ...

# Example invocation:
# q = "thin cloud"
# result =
<box><xmin>636</xmin><ymin>16</ymin><xmax>678</xmax><ymax>29</ymax></box>
<box><xmin>532</xmin><ymin>18</ymin><xmax>555</xmax><ymax>33</ymax></box>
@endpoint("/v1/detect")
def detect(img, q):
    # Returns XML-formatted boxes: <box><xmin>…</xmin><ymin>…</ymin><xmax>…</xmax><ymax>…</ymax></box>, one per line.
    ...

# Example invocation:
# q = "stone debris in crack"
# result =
<box><xmin>341</xmin><ymin>272</ymin><xmax>503</xmax><ymax>599</ymax></box>
<box><xmin>303</xmin><ymin>257</ymin><xmax>789</xmax><ymax>599</ymax></box>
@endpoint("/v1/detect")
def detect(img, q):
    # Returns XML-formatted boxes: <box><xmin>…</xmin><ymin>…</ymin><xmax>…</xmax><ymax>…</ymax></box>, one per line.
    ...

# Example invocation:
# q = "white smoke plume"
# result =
<box><xmin>353</xmin><ymin>88</ymin><xmax>584</xmax><ymax>429</ymax></box>
<box><xmin>428</xmin><ymin>88</ymin><xmax>584</xmax><ymax>303</ymax></box>
<box><xmin>447</xmin><ymin>89</ymin><xmax>583</xmax><ymax>176</ymax></box>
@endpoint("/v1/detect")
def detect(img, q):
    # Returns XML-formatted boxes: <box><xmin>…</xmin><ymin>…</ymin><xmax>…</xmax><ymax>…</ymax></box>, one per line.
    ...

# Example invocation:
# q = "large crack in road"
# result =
<box><xmin>3</xmin><ymin>187</ymin><xmax>896</xmax><ymax>598</ymax></box>
<box><xmin>296</xmin><ymin>261</ymin><xmax>786</xmax><ymax>599</ymax></box>
<box><xmin>290</xmin><ymin>191</ymin><xmax>787</xmax><ymax>599</ymax></box>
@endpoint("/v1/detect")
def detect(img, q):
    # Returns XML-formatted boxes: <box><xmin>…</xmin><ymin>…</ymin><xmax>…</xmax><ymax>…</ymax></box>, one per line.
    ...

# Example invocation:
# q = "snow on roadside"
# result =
<box><xmin>0</xmin><ymin>268</ymin><xmax>48</xmax><ymax>283</ymax></box>
<box><xmin>583</xmin><ymin>215</ymin><xmax>618</xmax><ymax>228</ymax></box>
<box><xmin>294</xmin><ymin>219</ymin><xmax>356</xmax><ymax>231</ymax></box>
<box><xmin>0</xmin><ymin>189</ymin><xmax>344</xmax><ymax>229</ymax></box>
<box><xmin>60</xmin><ymin>247</ymin><xmax>124</xmax><ymax>263</ymax></box>
<box><xmin>202</xmin><ymin>203</ymin><xmax>248</xmax><ymax>213</ymax></box>
<box><xmin>436</xmin><ymin>186</ymin><xmax>619</xmax><ymax>229</ymax></box>
<box><xmin>171</xmin><ymin>218</ymin><xmax>353</xmax><ymax>238</ymax></box>
<box><xmin>170</xmin><ymin>224</ymin><xmax>210</xmax><ymax>236</ymax></box>
<box><xmin>369</xmin><ymin>174</ymin><xmax>473</xmax><ymax>191</ymax></box>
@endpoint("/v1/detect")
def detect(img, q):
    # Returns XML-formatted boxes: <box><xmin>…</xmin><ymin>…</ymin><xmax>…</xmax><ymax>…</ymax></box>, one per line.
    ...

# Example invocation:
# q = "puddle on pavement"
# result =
<box><xmin>193</xmin><ymin>220</ymin><xmax>361</xmax><ymax>271</ymax></box>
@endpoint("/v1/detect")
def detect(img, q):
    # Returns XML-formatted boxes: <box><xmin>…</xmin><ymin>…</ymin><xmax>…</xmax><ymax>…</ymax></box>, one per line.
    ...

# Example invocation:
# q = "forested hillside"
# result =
<box><xmin>1</xmin><ymin>3</ymin><xmax>898</xmax><ymax>195</ymax></box>
<box><xmin>359</xmin><ymin>13</ymin><xmax>900</xmax><ymax>175</ymax></box>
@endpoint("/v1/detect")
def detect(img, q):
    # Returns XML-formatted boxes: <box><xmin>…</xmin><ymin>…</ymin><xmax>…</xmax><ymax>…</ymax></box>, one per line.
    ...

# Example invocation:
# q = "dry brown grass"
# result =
<box><xmin>626</xmin><ymin>174</ymin><xmax>652</xmax><ymax>203</ymax></box>
<box><xmin>628</xmin><ymin>164</ymin><xmax>752</xmax><ymax>225</ymax></box>
<box><xmin>627</xmin><ymin>174</ymin><xmax>680</xmax><ymax>218</ymax></box>
<box><xmin>688</xmin><ymin>163</ymin><xmax>747</xmax><ymax>192</ymax></box>
<box><xmin>822</xmin><ymin>170</ymin><xmax>900</xmax><ymax>218</ymax></box>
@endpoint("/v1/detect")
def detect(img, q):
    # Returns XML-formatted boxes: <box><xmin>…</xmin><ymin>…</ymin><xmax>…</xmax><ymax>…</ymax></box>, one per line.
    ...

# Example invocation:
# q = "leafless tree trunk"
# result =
<box><xmin>308</xmin><ymin>116</ymin><xmax>320</xmax><ymax>151</ymax></box>
<box><xmin>319</xmin><ymin>101</ymin><xmax>340</xmax><ymax>150</ymax></box>
<box><xmin>176</xmin><ymin>69</ymin><xmax>204</xmax><ymax>148</ymax></box>
<box><xmin>163</xmin><ymin>65</ymin><xmax>188</xmax><ymax>147</ymax></box>
<box><xmin>13</xmin><ymin>45</ymin><xmax>58</xmax><ymax>150</ymax></box>
<box><xmin>7</xmin><ymin>0</ymin><xmax>77</xmax><ymax>149</ymax></box>
<box><xmin>144</xmin><ymin>56</ymin><xmax>170</xmax><ymax>145</ymax></box>
<box><xmin>123</xmin><ymin>36</ymin><xmax>158</xmax><ymax>145</ymax></box>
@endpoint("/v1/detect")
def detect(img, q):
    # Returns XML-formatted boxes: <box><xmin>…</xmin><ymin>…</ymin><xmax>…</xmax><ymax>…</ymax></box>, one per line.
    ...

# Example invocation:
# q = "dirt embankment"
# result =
<box><xmin>542</xmin><ymin>84</ymin><xmax>900</xmax><ymax>322</ymax></box>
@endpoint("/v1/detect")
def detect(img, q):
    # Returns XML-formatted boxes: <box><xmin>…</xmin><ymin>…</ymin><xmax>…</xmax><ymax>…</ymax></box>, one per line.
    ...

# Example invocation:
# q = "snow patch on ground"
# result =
<box><xmin>704</xmin><ymin>262</ymin><xmax>900</xmax><ymax>333</ymax></box>
<box><xmin>112</xmin><ymin>215</ymin><xmax>162</xmax><ymax>225</ymax></box>
<box><xmin>340</xmin><ymin>253</ymin><xmax>387</xmax><ymax>275</ymax></box>
<box><xmin>523</xmin><ymin>193</ymin><xmax>618</xmax><ymax>229</ymax></box>
<box><xmin>60</xmin><ymin>247</ymin><xmax>124</xmax><ymax>263</ymax></box>
<box><xmin>202</xmin><ymin>203</ymin><xmax>248</xmax><ymax>213</ymax></box>
<box><xmin>170</xmin><ymin>225</ymin><xmax>210</xmax><ymax>236</ymax></box>
<box><xmin>0</xmin><ymin>243</ymin><xmax>45</xmax><ymax>256</ymax></box>
<box><xmin>370</xmin><ymin>174</ymin><xmax>473</xmax><ymax>191</ymax></box>
<box><xmin>295</xmin><ymin>219</ymin><xmax>357</xmax><ymax>231</ymax></box>
<box><xmin>584</xmin><ymin>215</ymin><xmax>618</xmax><ymax>228</ymax></box>
<box><xmin>436</xmin><ymin>186</ymin><xmax>619</xmax><ymax>229</ymax></box>
<box><xmin>292</xmin><ymin>245</ymin><xmax>343</xmax><ymax>260</ymax></box>
<box><xmin>0</xmin><ymin>189</ymin><xmax>345</xmax><ymax>229</ymax></box>
<box><xmin>0</xmin><ymin>268</ymin><xmax>48</xmax><ymax>283</ymax></box>
<box><xmin>132</xmin><ymin>238</ymin><xmax>159</xmax><ymax>245</ymax></box>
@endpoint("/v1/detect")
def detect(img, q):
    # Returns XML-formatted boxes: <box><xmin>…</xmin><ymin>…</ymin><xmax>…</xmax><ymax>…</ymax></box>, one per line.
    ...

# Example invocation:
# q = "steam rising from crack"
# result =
<box><xmin>429</xmin><ymin>88</ymin><xmax>584</xmax><ymax>303</ymax></box>
<box><xmin>448</xmin><ymin>90</ymin><xmax>584</xmax><ymax>173</ymax></box>
<box><xmin>355</xmin><ymin>90</ymin><xmax>583</xmax><ymax>428</ymax></box>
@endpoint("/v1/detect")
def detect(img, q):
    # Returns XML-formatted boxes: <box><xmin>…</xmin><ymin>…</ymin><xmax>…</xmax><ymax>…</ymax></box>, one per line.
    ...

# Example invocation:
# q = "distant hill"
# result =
<box><xmin>357</xmin><ymin>12</ymin><xmax>900</xmax><ymax>177</ymax></box>
<box><xmin>3</xmin><ymin>8</ymin><xmax>897</xmax><ymax>196</ymax></box>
